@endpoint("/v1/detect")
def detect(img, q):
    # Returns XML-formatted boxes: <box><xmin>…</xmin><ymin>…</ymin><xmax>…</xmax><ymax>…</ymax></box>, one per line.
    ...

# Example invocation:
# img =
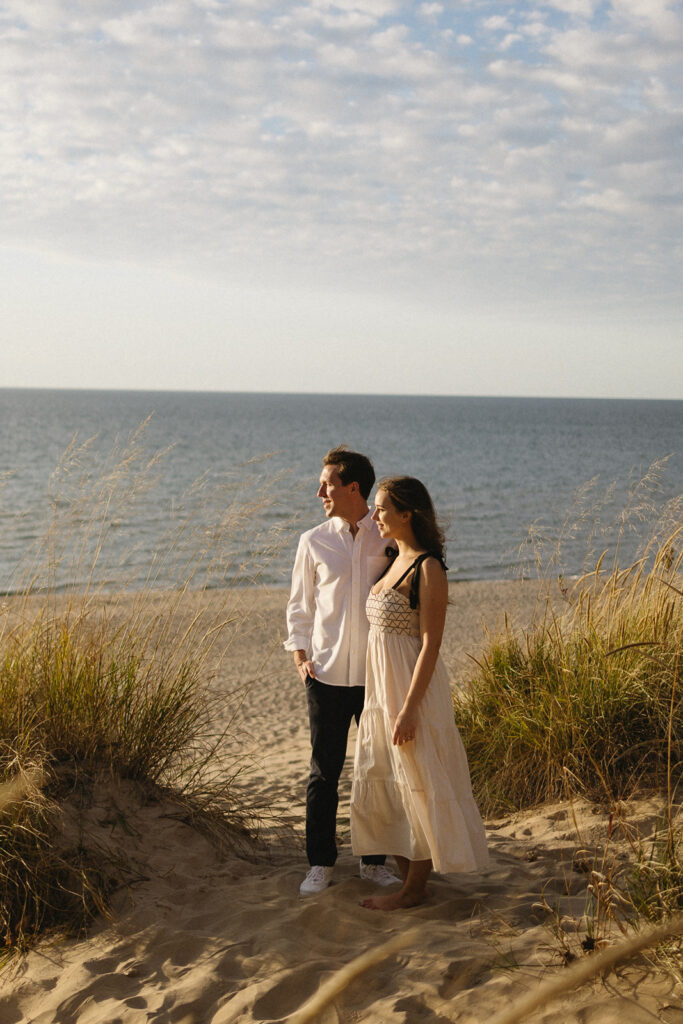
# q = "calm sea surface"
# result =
<box><xmin>1</xmin><ymin>389</ymin><xmax>681</xmax><ymax>592</ymax></box>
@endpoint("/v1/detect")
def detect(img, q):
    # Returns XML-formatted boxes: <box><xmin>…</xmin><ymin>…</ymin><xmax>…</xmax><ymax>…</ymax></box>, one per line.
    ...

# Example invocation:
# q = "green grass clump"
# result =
<box><xmin>628</xmin><ymin>825</ymin><xmax>683</xmax><ymax>923</ymax></box>
<box><xmin>456</xmin><ymin>535</ymin><xmax>682</xmax><ymax>817</ymax></box>
<box><xmin>454</xmin><ymin>472</ymin><xmax>683</xmax><ymax>983</ymax></box>
<box><xmin>0</xmin><ymin>428</ymin><xmax>292</xmax><ymax>956</ymax></box>
<box><xmin>0</xmin><ymin>769</ymin><xmax>109</xmax><ymax>953</ymax></box>
<box><xmin>0</xmin><ymin>614</ymin><xmax>208</xmax><ymax>783</ymax></box>
<box><xmin>0</xmin><ymin>605</ymin><xmax>239</xmax><ymax>956</ymax></box>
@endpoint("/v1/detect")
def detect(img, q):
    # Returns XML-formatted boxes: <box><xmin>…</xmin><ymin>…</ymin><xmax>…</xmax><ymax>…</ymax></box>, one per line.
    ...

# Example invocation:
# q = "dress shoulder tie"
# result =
<box><xmin>402</xmin><ymin>552</ymin><xmax>448</xmax><ymax>608</ymax></box>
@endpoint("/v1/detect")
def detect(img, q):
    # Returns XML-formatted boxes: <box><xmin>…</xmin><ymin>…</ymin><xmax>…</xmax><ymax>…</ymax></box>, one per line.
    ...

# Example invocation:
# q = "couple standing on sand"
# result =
<box><xmin>285</xmin><ymin>446</ymin><xmax>489</xmax><ymax>911</ymax></box>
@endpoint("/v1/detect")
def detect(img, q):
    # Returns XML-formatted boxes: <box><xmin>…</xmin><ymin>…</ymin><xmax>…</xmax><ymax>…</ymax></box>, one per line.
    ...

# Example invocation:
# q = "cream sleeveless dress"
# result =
<box><xmin>350</xmin><ymin>564</ymin><xmax>489</xmax><ymax>874</ymax></box>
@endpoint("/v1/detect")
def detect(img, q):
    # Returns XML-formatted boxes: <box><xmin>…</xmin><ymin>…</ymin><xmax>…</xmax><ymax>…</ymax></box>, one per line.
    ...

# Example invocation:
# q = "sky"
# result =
<box><xmin>1</xmin><ymin>0</ymin><xmax>681</xmax><ymax>398</ymax></box>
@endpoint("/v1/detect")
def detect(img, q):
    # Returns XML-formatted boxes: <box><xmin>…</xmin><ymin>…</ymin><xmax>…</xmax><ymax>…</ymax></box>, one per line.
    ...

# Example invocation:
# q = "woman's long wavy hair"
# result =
<box><xmin>377</xmin><ymin>476</ymin><xmax>446</xmax><ymax>562</ymax></box>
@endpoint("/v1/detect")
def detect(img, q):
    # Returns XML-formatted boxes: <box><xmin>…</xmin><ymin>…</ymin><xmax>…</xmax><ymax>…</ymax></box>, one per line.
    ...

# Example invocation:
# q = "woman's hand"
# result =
<box><xmin>392</xmin><ymin>708</ymin><xmax>417</xmax><ymax>746</ymax></box>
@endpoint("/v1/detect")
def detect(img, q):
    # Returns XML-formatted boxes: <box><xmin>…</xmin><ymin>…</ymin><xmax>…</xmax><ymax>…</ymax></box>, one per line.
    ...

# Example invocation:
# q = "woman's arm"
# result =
<box><xmin>392</xmin><ymin>557</ymin><xmax>448</xmax><ymax>745</ymax></box>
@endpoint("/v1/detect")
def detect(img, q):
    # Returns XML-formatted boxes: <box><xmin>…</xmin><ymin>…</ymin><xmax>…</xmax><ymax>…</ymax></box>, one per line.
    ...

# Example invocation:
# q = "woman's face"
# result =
<box><xmin>372</xmin><ymin>489</ymin><xmax>409</xmax><ymax>539</ymax></box>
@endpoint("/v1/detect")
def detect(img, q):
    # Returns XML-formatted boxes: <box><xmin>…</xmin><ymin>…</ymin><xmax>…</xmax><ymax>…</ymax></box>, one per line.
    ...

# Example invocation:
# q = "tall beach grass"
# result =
<box><xmin>455</xmin><ymin>538</ymin><xmax>681</xmax><ymax>813</ymax></box>
<box><xmin>456</xmin><ymin>458</ymin><xmax>682</xmax><ymax>815</ymax></box>
<box><xmin>0</xmin><ymin>425</ymin><xmax>294</xmax><ymax>955</ymax></box>
<box><xmin>456</xmin><ymin>469</ymin><xmax>682</xmax><ymax>974</ymax></box>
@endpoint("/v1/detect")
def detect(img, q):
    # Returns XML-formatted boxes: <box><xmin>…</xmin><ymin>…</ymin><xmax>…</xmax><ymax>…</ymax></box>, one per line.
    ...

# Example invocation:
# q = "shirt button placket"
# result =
<box><xmin>350</xmin><ymin>531</ymin><xmax>361</xmax><ymax>684</ymax></box>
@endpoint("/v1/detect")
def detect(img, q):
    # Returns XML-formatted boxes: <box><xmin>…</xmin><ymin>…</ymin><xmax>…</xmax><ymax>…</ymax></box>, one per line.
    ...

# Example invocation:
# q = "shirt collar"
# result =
<box><xmin>332</xmin><ymin>510</ymin><xmax>373</xmax><ymax>533</ymax></box>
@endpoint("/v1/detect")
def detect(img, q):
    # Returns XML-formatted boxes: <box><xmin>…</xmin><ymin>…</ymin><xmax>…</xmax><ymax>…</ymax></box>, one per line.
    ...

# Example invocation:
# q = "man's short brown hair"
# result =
<box><xmin>322</xmin><ymin>446</ymin><xmax>375</xmax><ymax>500</ymax></box>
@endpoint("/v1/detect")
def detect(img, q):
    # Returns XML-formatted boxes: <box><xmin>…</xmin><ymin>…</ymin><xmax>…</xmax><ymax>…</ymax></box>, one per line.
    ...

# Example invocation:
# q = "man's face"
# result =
<box><xmin>317</xmin><ymin>464</ymin><xmax>356</xmax><ymax>521</ymax></box>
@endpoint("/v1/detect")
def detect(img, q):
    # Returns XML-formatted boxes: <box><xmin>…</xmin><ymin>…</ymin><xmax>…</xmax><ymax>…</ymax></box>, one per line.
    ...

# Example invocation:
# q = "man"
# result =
<box><xmin>285</xmin><ymin>446</ymin><xmax>400</xmax><ymax>895</ymax></box>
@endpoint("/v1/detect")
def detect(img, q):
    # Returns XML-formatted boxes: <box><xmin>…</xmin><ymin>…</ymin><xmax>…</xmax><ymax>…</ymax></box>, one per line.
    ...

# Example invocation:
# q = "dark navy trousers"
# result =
<box><xmin>305</xmin><ymin>676</ymin><xmax>385</xmax><ymax>868</ymax></box>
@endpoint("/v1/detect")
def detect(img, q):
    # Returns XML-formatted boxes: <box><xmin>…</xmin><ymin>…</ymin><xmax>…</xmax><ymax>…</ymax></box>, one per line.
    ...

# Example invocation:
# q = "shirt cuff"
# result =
<box><xmin>283</xmin><ymin>636</ymin><xmax>310</xmax><ymax>652</ymax></box>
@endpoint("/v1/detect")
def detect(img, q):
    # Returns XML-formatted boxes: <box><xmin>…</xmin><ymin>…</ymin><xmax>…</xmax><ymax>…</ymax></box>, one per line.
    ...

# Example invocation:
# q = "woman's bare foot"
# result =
<box><xmin>362</xmin><ymin>857</ymin><xmax>431</xmax><ymax>910</ymax></box>
<box><xmin>360</xmin><ymin>888</ymin><xmax>428</xmax><ymax>911</ymax></box>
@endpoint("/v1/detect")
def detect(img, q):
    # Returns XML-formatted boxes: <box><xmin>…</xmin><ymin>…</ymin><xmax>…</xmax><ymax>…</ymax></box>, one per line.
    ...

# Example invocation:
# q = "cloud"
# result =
<box><xmin>544</xmin><ymin>0</ymin><xmax>599</xmax><ymax>16</ymax></box>
<box><xmin>418</xmin><ymin>3</ymin><xmax>443</xmax><ymax>21</ymax></box>
<box><xmin>482</xmin><ymin>15</ymin><xmax>512</xmax><ymax>31</ymax></box>
<box><xmin>499</xmin><ymin>32</ymin><xmax>523</xmax><ymax>50</ymax></box>
<box><xmin>610</xmin><ymin>0</ymin><xmax>681</xmax><ymax>37</ymax></box>
<box><xmin>0</xmin><ymin>0</ymin><xmax>680</xmax><ymax>322</ymax></box>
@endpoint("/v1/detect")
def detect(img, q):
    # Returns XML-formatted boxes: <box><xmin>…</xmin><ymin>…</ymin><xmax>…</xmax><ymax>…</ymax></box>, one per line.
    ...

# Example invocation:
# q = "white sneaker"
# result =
<box><xmin>300</xmin><ymin>865</ymin><xmax>334</xmax><ymax>895</ymax></box>
<box><xmin>359</xmin><ymin>863</ymin><xmax>401</xmax><ymax>886</ymax></box>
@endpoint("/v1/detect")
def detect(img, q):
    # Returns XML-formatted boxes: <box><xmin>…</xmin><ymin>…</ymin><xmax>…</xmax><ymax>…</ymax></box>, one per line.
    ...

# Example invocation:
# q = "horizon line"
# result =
<box><xmin>1</xmin><ymin>385</ymin><xmax>683</xmax><ymax>401</ymax></box>
<box><xmin>0</xmin><ymin>385</ymin><xmax>681</xmax><ymax>403</ymax></box>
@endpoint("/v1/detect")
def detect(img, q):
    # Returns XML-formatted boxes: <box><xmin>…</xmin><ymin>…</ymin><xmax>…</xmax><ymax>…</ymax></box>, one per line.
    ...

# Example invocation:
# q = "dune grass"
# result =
<box><xmin>0</xmin><ymin>764</ymin><xmax>111</xmax><ymax>952</ymax></box>
<box><xmin>0</xmin><ymin>604</ymin><xmax>243</xmax><ymax>954</ymax></box>
<box><xmin>456</xmin><ymin>483</ymin><xmax>682</xmax><ymax>973</ymax></box>
<box><xmin>0</xmin><ymin>426</ymin><xmax>293</xmax><ymax>956</ymax></box>
<box><xmin>456</xmin><ymin>458</ymin><xmax>682</xmax><ymax>815</ymax></box>
<box><xmin>455</xmin><ymin>528</ymin><xmax>681</xmax><ymax>814</ymax></box>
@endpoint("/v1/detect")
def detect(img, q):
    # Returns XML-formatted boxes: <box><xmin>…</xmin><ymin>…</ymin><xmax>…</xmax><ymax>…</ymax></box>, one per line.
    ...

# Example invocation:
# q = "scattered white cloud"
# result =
<box><xmin>482</xmin><ymin>15</ymin><xmax>511</xmax><ymax>31</ymax></box>
<box><xmin>418</xmin><ymin>2</ymin><xmax>443</xmax><ymax>20</ymax></box>
<box><xmin>499</xmin><ymin>32</ymin><xmax>523</xmax><ymax>50</ymax></box>
<box><xmin>610</xmin><ymin>0</ymin><xmax>681</xmax><ymax>37</ymax></box>
<box><xmin>545</xmin><ymin>0</ymin><xmax>599</xmax><ymax>17</ymax></box>
<box><xmin>521</xmin><ymin>19</ymin><xmax>549</xmax><ymax>38</ymax></box>
<box><xmin>0</xmin><ymin>0</ymin><xmax>681</xmax><ymax>396</ymax></box>
<box><xmin>575</xmin><ymin>187</ymin><xmax>634</xmax><ymax>213</ymax></box>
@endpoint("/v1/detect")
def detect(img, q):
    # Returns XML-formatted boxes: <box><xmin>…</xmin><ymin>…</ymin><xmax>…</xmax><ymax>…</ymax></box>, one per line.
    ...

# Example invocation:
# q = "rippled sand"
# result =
<box><xmin>1</xmin><ymin>582</ymin><xmax>678</xmax><ymax>1024</ymax></box>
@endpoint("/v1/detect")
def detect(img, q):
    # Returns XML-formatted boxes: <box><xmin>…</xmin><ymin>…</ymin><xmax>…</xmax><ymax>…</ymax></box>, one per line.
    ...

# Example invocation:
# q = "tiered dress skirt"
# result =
<box><xmin>350</xmin><ymin>588</ymin><xmax>489</xmax><ymax>874</ymax></box>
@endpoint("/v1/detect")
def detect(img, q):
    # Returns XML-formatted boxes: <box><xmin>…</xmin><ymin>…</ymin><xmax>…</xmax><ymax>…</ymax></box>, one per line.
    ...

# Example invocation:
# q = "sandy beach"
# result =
<box><xmin>1</xmin><ymin>580</ymin><xmax>680</xmax><ymax>1024</ymax></box>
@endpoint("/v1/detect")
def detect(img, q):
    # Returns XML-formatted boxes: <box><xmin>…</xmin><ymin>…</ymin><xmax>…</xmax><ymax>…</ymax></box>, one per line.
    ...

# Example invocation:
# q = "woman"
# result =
<box><xmin>350</xmin><ymin>476</ymin><xmax>489</xmax><ymax>911</ymax></box>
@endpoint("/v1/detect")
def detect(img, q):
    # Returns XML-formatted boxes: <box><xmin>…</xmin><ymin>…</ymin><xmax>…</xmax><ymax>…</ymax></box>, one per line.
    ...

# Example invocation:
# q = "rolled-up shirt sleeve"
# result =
<box><xmin>284</xmin><ymin>534</ymin><xmax>315</xmax><ymax>653</ymax></box>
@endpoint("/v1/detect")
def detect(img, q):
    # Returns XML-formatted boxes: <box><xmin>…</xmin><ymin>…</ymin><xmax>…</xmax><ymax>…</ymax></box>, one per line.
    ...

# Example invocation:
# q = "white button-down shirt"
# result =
<box><xmin>284</xmin><ymin>512</ymin><xmax>394</xmax><ymax>687</ymax></box>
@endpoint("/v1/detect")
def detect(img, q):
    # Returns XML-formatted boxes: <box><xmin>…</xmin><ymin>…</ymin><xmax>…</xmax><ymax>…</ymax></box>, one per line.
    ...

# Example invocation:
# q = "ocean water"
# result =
<box><xmin>0</xmin><ymin>389</ymin><xmax>681</xmax><ymax>592</ymax></box>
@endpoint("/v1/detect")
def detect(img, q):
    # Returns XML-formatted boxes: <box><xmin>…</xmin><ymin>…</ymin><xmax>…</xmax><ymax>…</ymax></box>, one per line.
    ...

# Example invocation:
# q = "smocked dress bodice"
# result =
<box><xmin>366</xmin><ymin>587</ymin><xmax>420</xmax><ymax>637</ymax></box>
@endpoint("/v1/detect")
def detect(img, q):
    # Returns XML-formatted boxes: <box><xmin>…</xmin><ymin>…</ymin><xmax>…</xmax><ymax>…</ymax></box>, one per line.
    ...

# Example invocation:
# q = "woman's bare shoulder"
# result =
<box><xmin>419</xmin><ymin>555</ymin><xmax>448</xmax><ymax>593</ymax></box>
<box><xmin>420</xmin><ymin>553</ymin><xmax>446</xmax><ymax>574</ymax></box>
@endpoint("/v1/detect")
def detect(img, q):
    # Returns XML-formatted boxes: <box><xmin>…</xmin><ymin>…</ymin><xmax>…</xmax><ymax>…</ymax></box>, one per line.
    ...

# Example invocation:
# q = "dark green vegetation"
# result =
<box><xmin>457</xmin><ymin>549</ymin><xmax>681</xmax><ymax>815</ymax></box>
<box><xmin>457</xmin><ymin>521</ymin><xmax>682</xmax><ymax>973</ymax></box>
<box><xmin>0</xmin><ymin>431</ymin><xmax>286</xmax><ymax>957</ymax></box>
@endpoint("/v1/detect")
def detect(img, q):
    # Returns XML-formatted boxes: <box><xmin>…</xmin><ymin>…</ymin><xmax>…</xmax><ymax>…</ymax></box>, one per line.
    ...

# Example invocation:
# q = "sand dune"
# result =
<box><xmin>1</xmin><ymin>582</ymin><xmax>680</xmax><ymax>1023</ymax></box>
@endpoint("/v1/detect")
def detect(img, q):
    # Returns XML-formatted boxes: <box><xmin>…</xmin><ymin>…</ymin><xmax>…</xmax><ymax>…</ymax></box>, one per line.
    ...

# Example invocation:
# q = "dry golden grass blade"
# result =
<box><xmin>0</xmin><ymin>427</ymin><xmax>298</xmax><ymax>951</ymax></box>
<box><xmin>288</xmin><ymin>930</ymin><xmax>419</xmax><ymax>1024</ymax></box>
<box><xmin>0</xmin><ymin>766</ymin><xmax>44</xmax><ymax>813</ymax></box>
<box><xmin>487</xmin><ymin>915</ymin><xmax>683</xmax><ymax>1024</ymax></box>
